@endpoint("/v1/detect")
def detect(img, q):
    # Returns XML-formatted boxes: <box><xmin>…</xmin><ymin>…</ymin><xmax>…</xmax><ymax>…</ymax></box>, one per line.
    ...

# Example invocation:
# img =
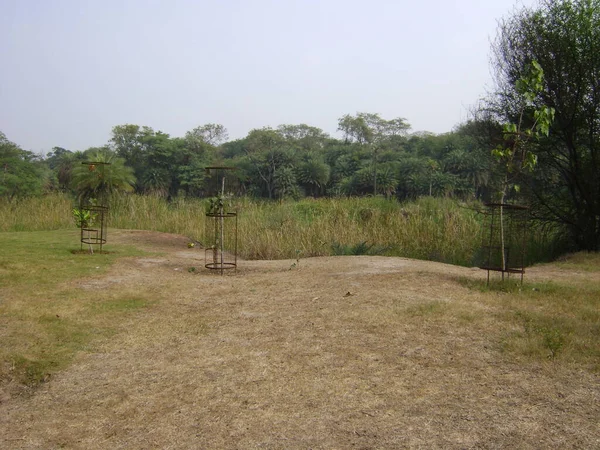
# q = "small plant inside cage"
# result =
<box><xmin>77</xmin><ymin>161</ymin><xmax>111</xmax><ymax>254</ymax></box>
<box><xmin>204</xmin><ymin>167</ymin><xmax>238</xmax><ymax>274</ymax></box>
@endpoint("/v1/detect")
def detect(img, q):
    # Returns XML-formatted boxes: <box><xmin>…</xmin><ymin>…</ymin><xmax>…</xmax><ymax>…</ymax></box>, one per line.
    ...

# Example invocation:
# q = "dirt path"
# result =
<box><xmin>1</xmin><ymin>230</ymin><xmax>599</xmax><ymax>449</ymax></box>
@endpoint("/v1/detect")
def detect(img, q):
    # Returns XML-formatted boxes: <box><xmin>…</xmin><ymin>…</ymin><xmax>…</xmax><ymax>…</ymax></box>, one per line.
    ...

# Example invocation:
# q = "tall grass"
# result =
<box><xmin>0</xmin><ymin>194</ymin><xmax>73</xmax><ymax>231</ymax></box>
<box><xmin>1</xmin><ymin>193</ymin><xmax>563</xmax><ymax>266</ymax></box>
<box><xmin>234</xmin><ymin>196</ymin><xmax>482</xmax><ymax>265</ymax></box>
<box><xmin>108</xmin><ymin>194</ymin><xmax>206</xmax><ymax>237</ymax></box>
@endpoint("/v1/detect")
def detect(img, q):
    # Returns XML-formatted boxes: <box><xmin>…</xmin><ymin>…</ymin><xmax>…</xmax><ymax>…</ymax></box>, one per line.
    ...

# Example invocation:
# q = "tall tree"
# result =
<box><xmin>186</xmin><ymin>123</ymin><xmax>229</xmax><ymax>147</ymax></box>
<box><xmin>489</xmin><ymin>0</ymin><xmax>600</xmax><ymax>251</ymax></box>
<box><xmin>277</xmin><ymin>124</ymin><xmax>330</xmax><ymax>152</ymax></box>
<box><xmin>338</xmin><ymin>113</ymin><xmax>410</xmax><ymax>194</ymax></box>
<box><xmin>243</xmin><ymin>128</ymin><xmax>295</xmax><ymax>199</ymax></box>
<box><xmin>296</xmin><ymin>154</ymin><xmax>331</xmax><ymax>197</ymax></box>
<box><xmin>45</xmin><ymin>147</ymin><xmax>86</xmax><ymax>192</ymax></box>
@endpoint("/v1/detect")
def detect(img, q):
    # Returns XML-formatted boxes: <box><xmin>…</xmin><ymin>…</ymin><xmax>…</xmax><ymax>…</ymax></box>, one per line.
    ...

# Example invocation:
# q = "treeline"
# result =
<box><xmin>0</xmin><ymin>114</ymin><xmax>494</xmax><ymax>202</ymax></box>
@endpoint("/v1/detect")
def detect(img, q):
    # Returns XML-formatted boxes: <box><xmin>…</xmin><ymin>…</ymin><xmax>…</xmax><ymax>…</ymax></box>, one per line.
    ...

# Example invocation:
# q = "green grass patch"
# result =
<box><xmin>0</xmin><ymin>229</ymin><xmax>151</xmax><ymax>390</ymax></box>
<box><xmin>0</xmin><ymin>229</ymin><xmax>143</xmax><ymax>289</ymax></box>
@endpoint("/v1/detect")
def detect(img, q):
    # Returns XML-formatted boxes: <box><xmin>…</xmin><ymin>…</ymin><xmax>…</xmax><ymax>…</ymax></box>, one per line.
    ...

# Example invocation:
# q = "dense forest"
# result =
<box><xmin>2</xmin><ymin>0</ymin><xmax>600</xmax><ymax>252</ymax></box>
<box><xmin>0</xmin><ymin>116</ymin><xmax>494</xmax><ymax>201</ymax></box>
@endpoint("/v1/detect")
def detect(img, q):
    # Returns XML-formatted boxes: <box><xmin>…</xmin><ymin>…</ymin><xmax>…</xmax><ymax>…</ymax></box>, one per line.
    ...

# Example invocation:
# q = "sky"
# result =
<box><xmin>0</xmin><ymin>0</ymin><xmax>536</xmax><ymax>154</ymax></box>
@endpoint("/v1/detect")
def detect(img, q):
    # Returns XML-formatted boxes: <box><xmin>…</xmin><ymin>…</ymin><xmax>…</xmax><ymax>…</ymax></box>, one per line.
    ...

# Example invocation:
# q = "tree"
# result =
<box><xmin>109</xmin><ymin>124</ymin><xmax>153</xmax><ymax>188</ymax></box>
<box><xmin>110</xmin><ymin>124</ymin><xmax>144</xmax><ymax>163</ymax></box>
<box><xmin>277</xmin><ymin>124</ymin><xmax>330</xmax><ymax>152</ymax></box>
<box><xmin>71</xmin><ymin>148</ymin><xmax>136</xmax><ymax>204</ymax></box>
<box><xmin>45</xmin><ymin>147</ymin><xmax>86</xmax><ymax>192</ymax></box>
<box><xmin>296</xmin><ymin>154</ymin><xmax>330</xmax><ymax>197</ymax></box>
<box><xmin>486</xmin><ymin>59</ymin><xmax>555</xmax><ymax>273</ymax></box>
<box><xmin>186</xmin><ymin>124</ymin><xmax>229</xmax><ymax>147</ymax></box>
<box><xmin>338</xmin><ymin>113</ymin><xmax>410</xmax><ymax>145</ymax></box>
<box><xmin>273</xmin><ymin>166</ymin><xmax>300</xmax><ymax>200</ymax></box>
<box><xmin>243</xmin><ymin>128</ymin><xmax>295</xmax><ymax>199</ymax></box>
<box><xmin>489</xmin><ymin>0</ymin><xmax>600</xmax><ymax>251</ymax></box>
<box><xmin>0</xmin><ymin>132</ymin><xmax>46</xmax><ymax>198</ymax></box>
<box><xmin>338</xmin><ymin>113</ymin><xmax>410</xmax><ymax>194</ymax></box>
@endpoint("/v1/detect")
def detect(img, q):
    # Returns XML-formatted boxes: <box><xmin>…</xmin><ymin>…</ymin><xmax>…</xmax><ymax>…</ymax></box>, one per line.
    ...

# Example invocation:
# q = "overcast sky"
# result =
<box><xmin>0</xmin><ymin>0</ymin><xmax>535</xmax><ymax>154</ymax></box>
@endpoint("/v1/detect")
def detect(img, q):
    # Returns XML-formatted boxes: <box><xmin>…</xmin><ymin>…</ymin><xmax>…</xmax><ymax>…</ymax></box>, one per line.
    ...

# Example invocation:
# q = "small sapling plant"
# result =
<box><xmin>491</xmin><ymin>60</ymin><xmax>554</xmax><ymax>272</ymax></box>
<box><xmin>72</xmin><ymin>208</ymin><xmax>92</xmax><ymax>228</ymax></box>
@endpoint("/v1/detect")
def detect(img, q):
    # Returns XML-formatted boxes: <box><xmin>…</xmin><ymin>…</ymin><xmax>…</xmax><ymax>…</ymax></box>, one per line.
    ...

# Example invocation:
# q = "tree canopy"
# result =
<box><xmin>0</xmin><ymin>132</ymin><xmax>47</xmax><ymax>199</ymax></box>
<box><xmin>486</xmin><ymin>0</ymin><xmax>600</xmax><ymax>251</ymax></box>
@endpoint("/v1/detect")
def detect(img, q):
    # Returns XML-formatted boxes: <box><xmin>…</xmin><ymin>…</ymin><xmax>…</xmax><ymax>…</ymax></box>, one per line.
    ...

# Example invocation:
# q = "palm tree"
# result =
<box><xmin>141</xmin><ymin>169</ymin><xmax>170</xmax><ymax>197</ymax></box>
<box><xmin>71</xmin><ymin>149</ymin><xmax>135</xmax><ymax>205</ymax></box>
<box><xmin>296</xmin><ymin>155</ymin><xmax>330</xmax><ymax>197</ymax></box>
<box><xmin>376</xmin><ymin>167</ymin><xmax>397</xmax><ymax>198</ymax></box>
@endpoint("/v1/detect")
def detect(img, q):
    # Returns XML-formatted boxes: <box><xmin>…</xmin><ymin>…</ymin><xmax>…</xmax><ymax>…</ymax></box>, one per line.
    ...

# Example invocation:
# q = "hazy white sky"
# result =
<box><xmin>1</xmin><ymin>0</ymin><xmax>535</xmax><ymax>153</ymax></box>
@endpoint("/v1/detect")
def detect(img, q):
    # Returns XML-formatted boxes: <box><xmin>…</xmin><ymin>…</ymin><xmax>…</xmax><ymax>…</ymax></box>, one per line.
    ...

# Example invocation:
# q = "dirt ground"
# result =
<box><xmin>1</xmin><ymin>230</ymin><xmax>599</xmax><ymax>449</ymax></box>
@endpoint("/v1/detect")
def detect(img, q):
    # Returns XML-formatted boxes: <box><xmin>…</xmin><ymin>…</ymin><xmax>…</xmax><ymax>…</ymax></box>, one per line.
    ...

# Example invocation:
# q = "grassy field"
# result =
<box><xmin>0</xmin><ymin>193</ymin><xmax>586</xmax><ymax>393</ymax></box>
<box><xmin>0</xmin><ymin>229</ymin><xmax>598</xmax><ymax>447</ymax></box>
<box><xmin>1</xmin><ymin>228</ymin><xmax>598</xmax><ymax>391</ymax></box>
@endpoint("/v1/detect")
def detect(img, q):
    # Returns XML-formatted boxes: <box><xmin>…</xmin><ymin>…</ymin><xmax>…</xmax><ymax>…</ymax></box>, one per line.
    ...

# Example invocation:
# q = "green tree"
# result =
<box><xmin>0</xmin><ymin>132</ymin><xmax>46</xmax><ymax>198</ymax></box>
<box><xmin>489</xmin><ymin>0</ymin><xmax>600</xmax><ymax>251</ymax></box>
<box><xmin>488</xmin><ymin>60</ymin><xmax>554</xmax><ymax>272</ymax></box>
<box><xmin>442</xmin><ymin>142</ymin><xmax>491</xmax><ymax>199</ymax></box>
<box><xmin>45</xmin><ymin>147</ymin><xmax>86</xmax><ymax>192</ymax></box>
<box><xmin>109</xmin><ymin>124</ymin><xmax>154</xmax><ymax>188</ymax></box>
<box><xmin>110</xmin><ymin>124</ymin><xmax>145</xmax><ymax>164</ymax></box>
<box><xmin>273</xmin><ymin>166</ymin><xmax>300</xmax><ymax>200</ymax></box>
<box><xmin>185</xmin><ymin>123</ymin><xmax>229</xmax><ymax>147</ymax></box>
<box><xmin>296</xmin><ymin>154</ymin><xmax>330</xmax><ymax>197</ymax></box>
<box><xmin>277</xmin><ymin>124</ymin><xmax>330</xmax><ymax>152</ymax></box>
<box><xmin>338</xmin><ymin>113</ymin><xmax>410</xmax><ymax>194</ymax></box>
<box><xmin>71</xmin><ymin>148</ymin><xmax>136</xmax><ymax>204</ymax></box>
<box><xmin>243</xmin><ymin>128</ymin><xmax>295</xmax><ymax>199</ymax></box>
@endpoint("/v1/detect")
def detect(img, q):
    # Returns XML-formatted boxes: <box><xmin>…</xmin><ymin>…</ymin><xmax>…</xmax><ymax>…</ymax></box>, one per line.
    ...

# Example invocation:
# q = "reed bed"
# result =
<box><xmin>0</xmin><ymin>194</ymin><xmax>73</xmax><ymax>231</ymax></box>
<box><xmin>234</xmin><ymin>196</ymin><xmax>482</xmax><ymax>265</ymax></box>
<box><xmin>5</xmin><ymin>193</ymin><xmax>565</xmax><ymax>267</ymax></box>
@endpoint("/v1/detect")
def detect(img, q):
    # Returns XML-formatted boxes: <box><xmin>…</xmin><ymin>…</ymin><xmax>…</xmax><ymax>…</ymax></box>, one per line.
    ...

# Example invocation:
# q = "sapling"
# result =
<box><xmin>491</xmin><ymin>60</ymin><xmax>554</xmax><ymax>272</ymax></box>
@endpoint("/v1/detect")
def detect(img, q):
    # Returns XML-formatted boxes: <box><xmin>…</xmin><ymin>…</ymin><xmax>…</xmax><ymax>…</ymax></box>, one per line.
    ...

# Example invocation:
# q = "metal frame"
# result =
<box><xmin>80</xmin><ymin>205</ymin><xmax>109</xmax><ymax>252</ymax></box>
<box><xmin>204</xmin><ymin>167</ymin><xmax>238</xmax><ymax>274</ymax></box>
<box><xmin>479</xmin><ymin>202</ymin><xmax>529</xmax><ymax>284</ymax></box>
<box><xmin>79</xmin><ymin>161</ymin><xmax>111</xmax><ymax>253</ymax></box>
<box><xmin>204</xmin><ymin>211</ymin><xmax>238</xmax><ymax>274</ymax></box>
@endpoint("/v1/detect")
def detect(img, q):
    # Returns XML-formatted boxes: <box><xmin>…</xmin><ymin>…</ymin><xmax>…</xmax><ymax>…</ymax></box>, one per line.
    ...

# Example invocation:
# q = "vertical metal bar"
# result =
<box><xmin>234</xmin><ymin>212</ymin><xmax>238</xmax><ymax>273</ymax></box>
<box><xmin>220</xmin><ymin>174</ymin><xmax>225</xmax><ymax>275</ymax></box>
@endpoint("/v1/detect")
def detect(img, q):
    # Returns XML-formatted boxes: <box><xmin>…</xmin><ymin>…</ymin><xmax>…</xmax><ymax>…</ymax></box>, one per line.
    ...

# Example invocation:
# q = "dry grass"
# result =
<box><xmin>1</xmin><ymin>230</ymin><xmax>598</xmax><ymax>449</ymax></box>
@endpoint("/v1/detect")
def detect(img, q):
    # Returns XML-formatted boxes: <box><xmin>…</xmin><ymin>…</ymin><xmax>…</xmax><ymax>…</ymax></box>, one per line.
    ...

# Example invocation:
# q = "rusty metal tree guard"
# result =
<box><xmin>479</xmin><ymin>203</ymin><xmax>529</xmax><ymax>284</ymax></box>
<box><xmin>79</xmin><ymin>161</ymin><xmax>110</xmax><ymax>253</ymax></box>
<box><xmin>204</xmin><ymin>167</ymin><xmax>238</xmax><ymax>274</ymax></box>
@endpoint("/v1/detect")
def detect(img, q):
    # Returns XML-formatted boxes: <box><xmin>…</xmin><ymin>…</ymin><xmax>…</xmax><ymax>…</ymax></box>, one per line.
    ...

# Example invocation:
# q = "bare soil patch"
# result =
<box><xmin>1</xmin><ymin>230</ymin><xmax>598</xmax><ymax>449</ymax></box>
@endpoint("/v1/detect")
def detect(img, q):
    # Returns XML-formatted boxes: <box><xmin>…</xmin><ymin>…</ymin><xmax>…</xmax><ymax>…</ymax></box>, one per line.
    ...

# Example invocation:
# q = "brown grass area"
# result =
<box><xmin>1</xmin><ymin>230</ymin><xmax>599</xmax><ymax>449</ymax></box>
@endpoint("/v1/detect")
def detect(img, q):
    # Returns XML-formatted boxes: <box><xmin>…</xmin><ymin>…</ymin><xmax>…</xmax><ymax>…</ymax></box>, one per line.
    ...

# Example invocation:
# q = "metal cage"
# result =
<box><xmin>479</xmin><ymin>203</ymin><xmax>529</xmax><ymax>284</ymax></box>
<box><xmin>204</xmin><ymin>167</ymin><xmax>238</xmax><ymax>274</ymax></box>
<box><xmin>78</xmin><ymin>161</ymin><xmax>111</xmax><ymax>253</ymax></box>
